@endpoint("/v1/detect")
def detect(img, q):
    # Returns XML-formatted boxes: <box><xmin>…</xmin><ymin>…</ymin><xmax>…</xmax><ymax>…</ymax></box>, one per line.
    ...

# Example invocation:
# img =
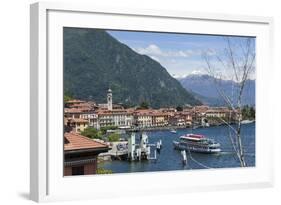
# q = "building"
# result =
<box><xmin>181</xmin><ymin>111</ymin><xmax>193</xmax><ymax>126</ymax></box>
<box><xmin>191</xmin><ymin>105</ymin><xmax>210</xmax><ymax>123</ymax></box>
<box><xmin>97</xmin><ymin>109</ymin><xmax>134</xmax><ymax>129</ymax></box>
<box><xmin>66</xmin><ymin>118</ymin><xmax>89</xmax><ymax>133</ymax></box>
<box><xmin>64</xmin><ymin>132</ymin><xmax>110</xmax><ymax>176</ymax></box>
<box><xmin>151</xmin><ymin>111</ymin><xmax>169</xmax><ymax>127</ymax></box>
<box><xmin>80</xmin><ymin>112</ymin><xmax>99</xmax><ymax>128</ymax></box>
<box><xmin>67</xmin><ymin>102</ymin><xmax>94</xmax><ymax>111</ymax></box>
<box><xmin>169</xmin><ymin>114</ymin><xmax>185</xmax><ymax>126</ymax></box>
<box><xmin>133</xmin><ymin>110</ymin><xmax>153</xmax><ymax>128</ymax></box>
<box><xmin>98</xmin><ymin>89</ymin><xmax>125</xmax><ymax>111</ymax></box>
<box><xmin>205</xmin><ymin>107</ymin><xmax>231</xmax><ymax>118</ymax></box>
<box><xmin>107</xmin><ymin>88</ymin><xmax>112</xmax><ymax>111</ymax></box>
<box><xmin>64</xmin><ymin>108</ymin><xmax>84</xmax><ymax>119</ymax></box>
<box><xmin>64</xmin><ymin>100</ymin><xmax>99</xmax><ymax>129</ymax></box>
<box><xmin>169</xmin><ymin>111</ymin><xmax>192</xmax><ymax>127</ymax></box>
<box><xmin>65</xmin><ymin>99</ymin><xmax>85</xmax><ymax>108</ymax></box>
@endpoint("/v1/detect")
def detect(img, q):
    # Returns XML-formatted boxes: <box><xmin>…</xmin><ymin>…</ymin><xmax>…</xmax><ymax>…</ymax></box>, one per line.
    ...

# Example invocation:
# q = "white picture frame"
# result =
<box><xmin>30</xmin><ymin>2</ymin><xmax>274</xmax><ymax>202</ymax></box>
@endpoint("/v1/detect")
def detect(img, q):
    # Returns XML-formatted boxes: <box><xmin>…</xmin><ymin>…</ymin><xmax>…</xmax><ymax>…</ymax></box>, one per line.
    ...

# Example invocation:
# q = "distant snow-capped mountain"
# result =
<box><xmin>177</xmin><ymin>74</ymin><xmax>255</xmax><ymax>106</ymax></box>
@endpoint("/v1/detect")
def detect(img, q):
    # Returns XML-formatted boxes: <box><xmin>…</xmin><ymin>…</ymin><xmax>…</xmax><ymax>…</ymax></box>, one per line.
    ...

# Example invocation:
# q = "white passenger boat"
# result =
<box><xmin>173</xmin><ymin>134</ymin><xmax>221</xmax><ymax>154</ymax></box>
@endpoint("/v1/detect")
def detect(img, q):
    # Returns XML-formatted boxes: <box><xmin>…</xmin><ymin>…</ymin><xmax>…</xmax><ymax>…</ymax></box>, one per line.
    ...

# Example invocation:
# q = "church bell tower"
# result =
<box><xmin>107</xmin><ymin>88</ymin><xmax>112</xmax><ymax>111</ymax></box>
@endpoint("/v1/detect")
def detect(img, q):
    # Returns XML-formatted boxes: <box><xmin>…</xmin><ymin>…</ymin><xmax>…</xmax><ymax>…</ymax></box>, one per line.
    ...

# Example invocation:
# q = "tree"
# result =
<box><xmin>202</xmin><ymin>37</ymin><xmax>255</xmax><ymax>167</ymax></box>
<box><xmin>176</xmin><ymin>106</ymin><xmax>183</xmax><ymax>112</ymax></box>
<box><xmin>108</xmin><ymin>133</ymin><xmax>120</xmax><ymax>142</ymax></box>
<box><xmin>64</xmin><ymin>94</ymin><xmax>73</xmax><ymax>102</ymax></box>
<box><xmin>100</xmin><ymin>126</ymin><xmax>118</xmax><ymax>135</ymax></box>
<box><xmin>97</xmin><ymin>168</ymin><xmax>113</xmax><ymax>174</ymax></box>
<box><xmin>138</xmin><ymin>101</ymin><xmax>149</xmax><ymax>109</ymax></box>
<box><xmin>242</xmin><ymin>105</ymin><xmax>255</xmax><ymax>120</ymax></box>
<box><xmin>249</xmin><ymin>107</ymin><xmax>255</xmax><ymax>120</ymax></box>
<box><xmin>242</xmin><ymin>105</ymin><xmax>250</xmax><ymax>119</ymax></box>
<box><xmin>81</xmin><ymin>127</ymin><xmax>102</xmax><ymax>139</ymax></box>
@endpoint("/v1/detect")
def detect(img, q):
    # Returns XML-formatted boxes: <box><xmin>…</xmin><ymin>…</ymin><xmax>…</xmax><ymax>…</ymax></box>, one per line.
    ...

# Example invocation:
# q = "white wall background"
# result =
<box><xmin>0</xmin><ymin>0</ymin><xmax>280</xmax><ymax>204</ymax></box>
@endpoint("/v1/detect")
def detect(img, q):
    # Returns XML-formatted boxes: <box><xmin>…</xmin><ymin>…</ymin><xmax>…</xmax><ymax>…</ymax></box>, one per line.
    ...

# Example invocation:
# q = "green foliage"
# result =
<box><xmin>108</xmin><ymin>133</ymin><xmax>120</xmax><ymax>142</ymax></box>
<box><xmin>97</xmin><ymin>168</ymin><xmax>113</xmax><ymax>174</ymax></box>
<box><xmin>63</xmin><ymin>27</ymin><xmax>202</xmax><ymax>108</ymax></box>
<box><xmin>176</xmin><ymin>105</ymin><xmax>183</xmax><ymax>111</ymax></box>
<box><xmin>138</xmin><ymin>101</ymin><xmax>149</xmax><ymax>109</ymax></box>
<box><xmin>81</xmin><ymin>127</ymin><xmax>102</xmax><ymax>139</ymax></box>
<box><xmin>64</xmin><ymin>94</ymin><xmax>73</xmax><ymax>102</ymax></box>
<box><xmin>242</xmin><ymin>105</ymin><xmax>255</xmax><ymax>120</ymax></box>
<box><xmin>100</xmin><ymin>126</ymin><xmax>118</xmax><ymax>135</ymax></box>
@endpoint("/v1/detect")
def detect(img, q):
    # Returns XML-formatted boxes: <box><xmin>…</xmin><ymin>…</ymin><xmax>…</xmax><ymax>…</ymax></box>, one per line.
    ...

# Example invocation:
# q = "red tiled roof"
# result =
<box><xmin>64</xmin><ymin>132</ymin><xmax>108</xmax><ymax>151</ymax></box>
<box><xmin>65</xmin><ymin>108</ymin><xmax>84</xmax><ymax>113</ymax></box>
<box><xmin>97</xmin><ymin>109</ymin><xmax>131</xmax><ymax>115</ymax></box>
<box><xmin>206</xmin><ymin>109</ymin><xmax>230</xmax><ymax>113</ymax></box>
<box><xmin>64</xmin><ymin>107</ymin><xmax>95</xmax><ymax>114</ymax></box>
<box><xmin>65</xmin><ymin>99</ymin><xmax>85</xmax><ymax>104</ymax></box>
<box><xmin>69</xmin><ymin>102</ymin><xmax>92</xmax><ymax>109</ymax></box>
<box><xmin>68</xmin><ymin>118</ymin><xmax>89</xmax><ymax>123</ymax></box>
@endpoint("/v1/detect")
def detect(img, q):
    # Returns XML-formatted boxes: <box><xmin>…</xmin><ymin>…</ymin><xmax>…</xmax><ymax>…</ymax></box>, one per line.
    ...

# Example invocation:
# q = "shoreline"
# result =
<box><xmin>124</xmin><ymin>121</ymin><xmax>255</xmax><ymax>132</ymax></box>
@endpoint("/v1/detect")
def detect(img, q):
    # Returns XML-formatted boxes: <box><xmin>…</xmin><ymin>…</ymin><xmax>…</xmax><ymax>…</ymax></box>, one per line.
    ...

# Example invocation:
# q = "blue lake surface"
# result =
<box><xmin>100</xmin><ymin>123</ymin><xmax>255</xmax><ymax>173</ymax></box>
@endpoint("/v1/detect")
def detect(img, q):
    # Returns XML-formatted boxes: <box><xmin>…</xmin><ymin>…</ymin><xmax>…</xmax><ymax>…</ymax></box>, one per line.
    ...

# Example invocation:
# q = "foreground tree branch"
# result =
<box><xmin>202</xmin><ymin>37</ymin><xmax>255</xmax><ymax>167</ymax></box>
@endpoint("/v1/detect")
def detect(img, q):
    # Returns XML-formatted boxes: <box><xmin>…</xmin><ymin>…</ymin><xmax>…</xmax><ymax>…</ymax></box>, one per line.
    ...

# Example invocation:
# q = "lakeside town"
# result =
<box><xmin>64</xmin><ymin>89</ymin><xmax>247</xmax><ymax>133</ymax></box>
<box><xmin>62</xmin><ymin>28</ymin><xmax>256</xmax><ymax>176</ymax></box>
<box><xmin>63</xmin><ymin>89</ymin><xmax>255</xmax><ymax>176</ymax></box>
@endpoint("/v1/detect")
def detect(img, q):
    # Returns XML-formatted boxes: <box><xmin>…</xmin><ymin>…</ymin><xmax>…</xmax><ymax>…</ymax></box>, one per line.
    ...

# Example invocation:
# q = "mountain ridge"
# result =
<box><xmin>63</xmin><ymin>28</ymin><xmax>201</xmax><ymax>108</ymax></box>
<box><xmin>177</xmin><ymin>74</ymin><xmax>255</xmax><ymax>106</ymax></box>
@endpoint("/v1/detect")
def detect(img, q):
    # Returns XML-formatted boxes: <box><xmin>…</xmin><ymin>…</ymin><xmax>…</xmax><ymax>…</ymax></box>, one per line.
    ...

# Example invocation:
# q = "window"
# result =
<box><xmin>72</xmin><ymin>166</ymin><xmax>84</xmax><ymax>175</ymax></box>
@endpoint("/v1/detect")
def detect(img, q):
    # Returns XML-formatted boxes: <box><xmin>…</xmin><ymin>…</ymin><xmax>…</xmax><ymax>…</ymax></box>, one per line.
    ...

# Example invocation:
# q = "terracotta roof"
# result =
<box><xmin>64</xmin><ymin>107</ymin><xmax>95</xmax><ymax>113</ymax></box>
<box><xmin>64</xmin><ymin>108</ymin><xmax>84</xmax><ymax>113</ymax></box>
<box><xmin>68</xmin><ymin>118</ymin><xmax>89</xmax><ymax>123</ymax></box>
<box><xmin>206</xmin><ymin>109</ymin><xmax>230</xmax><ymax>113</ymax></box>
<box><xmin>97</xmin><ymin>109</ymin><xmax>131</xmax><ymax>115</ymax></box>
<box><xmin>64</xmin><ymin>132</ymin><xmax>108</xmax><ymax>151</ymax></box>
<box><xmin>134</xmin><ymin>109</ymin><xmax>154</xmax><ymax>115</ymax></box>
<box><xmin>151</xmin><ymin>111</ymin><xmax>169</xmax><ymax>116</ymax></box>
<box><xmin>177</xmin><ymin>111</ymin><xmax>192</xmax><ymax>115</ymax></box>
<box><xmin>65</xmin><ymin>99</ymin><xmax>85</xmax><ymax>104</ymax></box>
<box><xmin>69</xmin><ymin>102</ymin><xmax>93</xmax><ymax>109</ymax></box>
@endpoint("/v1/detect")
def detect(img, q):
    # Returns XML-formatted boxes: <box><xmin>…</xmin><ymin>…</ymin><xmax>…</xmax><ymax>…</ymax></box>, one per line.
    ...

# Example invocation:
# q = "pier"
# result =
<box><xmin>99</xmin><ymin>132</ymin><xmax>161</xmax><ymax>162</ymax></box>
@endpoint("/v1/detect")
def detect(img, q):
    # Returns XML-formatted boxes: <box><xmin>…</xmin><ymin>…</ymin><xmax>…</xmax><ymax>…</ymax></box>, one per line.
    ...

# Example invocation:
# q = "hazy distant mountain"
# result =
<box><xmin>177</xmin><ymin>74</ymin><xmax>255</xmax><ymax>106</ymax></box>
<box><xmin>63</xmin><ymin>28</ymin><xmax>201</xmax><ymax>108</ymax></box>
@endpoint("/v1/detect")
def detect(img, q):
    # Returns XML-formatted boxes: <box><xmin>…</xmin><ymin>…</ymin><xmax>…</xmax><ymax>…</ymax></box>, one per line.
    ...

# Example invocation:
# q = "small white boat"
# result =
<box><xmin>170</xmin><ymin>129</ymin><xmax>177</xmax><ymax>133</ymax></box>
<box><xmin>241</xmin><ymin>120</ymin><xmax>255</xmax><ymax>124</ymax></box>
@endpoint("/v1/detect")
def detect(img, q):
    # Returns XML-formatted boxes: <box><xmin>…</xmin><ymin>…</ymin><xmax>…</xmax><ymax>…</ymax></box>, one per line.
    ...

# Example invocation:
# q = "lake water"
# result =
<box><xmin>100</xmin><ymin>123</ymin><xmax>255</xmax><ymax>173</ymax></box>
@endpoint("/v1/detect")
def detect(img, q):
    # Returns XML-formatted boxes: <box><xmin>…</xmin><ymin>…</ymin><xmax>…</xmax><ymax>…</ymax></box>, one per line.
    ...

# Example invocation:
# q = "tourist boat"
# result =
<box><xmin>170</xmin><ymin>129</ymin><xmax>177</xmax><ymax>133</ymax></box>
<box><xmin>173</xmin><ymin>134</ymin><xmax>221</xmax><ymax>154</ymax></box>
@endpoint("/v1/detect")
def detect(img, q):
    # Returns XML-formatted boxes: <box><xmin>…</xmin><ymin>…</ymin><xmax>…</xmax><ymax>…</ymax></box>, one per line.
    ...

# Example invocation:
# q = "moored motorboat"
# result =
<box><xmin>241</xmin><ymin>120</ymin><xmax>255</xmax><ymax>124</ymax></box>
<box><xmin>173</xmin><ymin>134</ymin><xmax>221</xmax><ymax>154</ymax></box>
<box><xmin>170</xmin><ymin>129</ymin><xmax>177</xmax><ymax>133</ymax></box>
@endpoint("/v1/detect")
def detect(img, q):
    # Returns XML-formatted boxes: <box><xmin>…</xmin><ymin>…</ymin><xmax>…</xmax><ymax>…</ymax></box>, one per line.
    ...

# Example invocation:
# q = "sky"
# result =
<box><xmin>107</xmin><ymin>30</ymin><xmax>256</xmax><ymax>80</ymax></box>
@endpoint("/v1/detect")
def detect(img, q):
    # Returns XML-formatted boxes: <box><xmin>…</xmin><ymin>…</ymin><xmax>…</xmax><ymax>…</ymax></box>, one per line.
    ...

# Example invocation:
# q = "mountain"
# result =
<box><xmin>63</xmin><ymin>28</ymin><xmax>201</xmax><ymax>108</ymax></box>
<box><xmin>178</xmin><ymin>74</ymin><xmax>255</xmax><ymax>106</ymax></box>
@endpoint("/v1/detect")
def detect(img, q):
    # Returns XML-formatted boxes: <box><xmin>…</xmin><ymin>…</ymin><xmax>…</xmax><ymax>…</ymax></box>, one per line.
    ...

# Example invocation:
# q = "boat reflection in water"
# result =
<box><xmin>173</xmin><ymin>134</ymin><xmax>221</xmax><ymax>154</ymax></box>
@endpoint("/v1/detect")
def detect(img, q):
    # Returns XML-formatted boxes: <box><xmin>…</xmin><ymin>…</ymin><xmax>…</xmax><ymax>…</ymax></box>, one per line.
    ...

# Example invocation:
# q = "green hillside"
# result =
<box><xmin>64</xmin><ymin>27</ymin><xmax>201</xmax><ymax>108</ymax></box>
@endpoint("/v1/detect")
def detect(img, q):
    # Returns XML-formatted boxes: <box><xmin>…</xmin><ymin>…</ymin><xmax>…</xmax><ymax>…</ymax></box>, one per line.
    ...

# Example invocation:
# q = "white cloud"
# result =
<box><xmin>134</xmin><ymin>44</ymin><xmax>199</xmax><ymax>58</ymax></box>
<box><xmin>134</xmin><ymin>44</ymin><xmax>163</xmax><ymax>56</ymax></box>
<box><xmin>149</xmin><ymin>55</ymin><xmax>160</xmax><ymax>62</ymax></box>
<box><xmin>190</xmin><ymin>70</ymin><xmax>206</xmax><ymax>75</ymax></box>
<box><xmin>172</xmin><ymin>73</ymin><xmax>189</xmax><ymax>79</ymax></box>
